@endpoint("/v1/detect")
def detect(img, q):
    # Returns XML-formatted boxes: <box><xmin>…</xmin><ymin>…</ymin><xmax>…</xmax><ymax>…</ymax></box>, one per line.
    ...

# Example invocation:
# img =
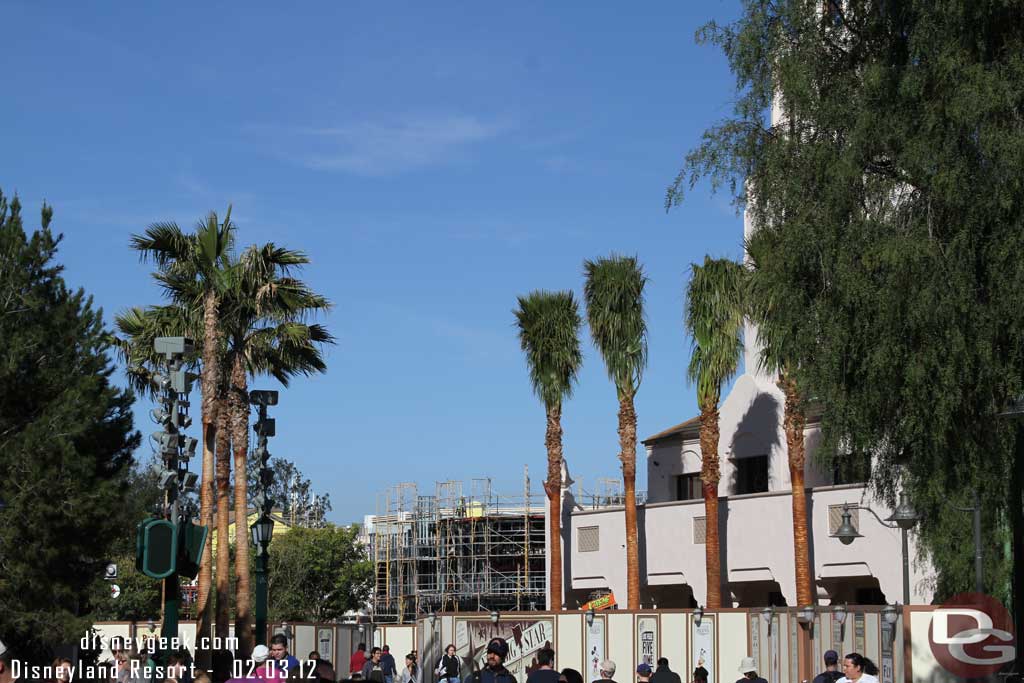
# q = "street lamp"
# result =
<box><xmin>251</xmin><ymin>514</ymin><xmax>274</xmax><ymax>646</ymax></box>
<box><xmin>585</xmin><ymin>608</ymin><xmax>595</xmax><ymax>627</ymax></box>
<box><xmin>832</xmin><ymin>494</ymin><xmax>920</xmax><ymax>605</ymax></box>
<box><xmin>250</xmin><ymin>388</ymin><xmax>280</xmax><ymax>647</ymax></box>
<box><xmin>490</xmin><ymin>610</ymin><xmax>500</xmax><ymax>624</ymax></box>
<box><xmin>833</xmin><ymin>604</ymin><xmax>847</xmax><ymax>625</ymax></box>
<box><xmin>796</xmin><ymin>606</ymin><xmax>815</xmax><ymax>624</ymax></box>
<box><xmin>761</xmin><ymin>605</ymin><xmax>774</xmax><ymax>623</ymax></box>
<box><xmin>428</xmin><ymin>611</ymin><xmax>437</xmax><ymax>628</ymax></box>
<box><xmin>693</xmin><ymin>605</ymin><xmax>704</xmax><ymax>626</ymax></box>
<box><xmin>881</xmin><ymin>604</ymin><xmax>900</xmax><ymax>626</ymax></box>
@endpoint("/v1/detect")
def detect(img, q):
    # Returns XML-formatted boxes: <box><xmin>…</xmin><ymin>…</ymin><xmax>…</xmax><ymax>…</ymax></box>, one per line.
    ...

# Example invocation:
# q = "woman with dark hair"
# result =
<box><xmin>435</xmin><ymin>645</ymin><xmax>460</xmax><ymax>683</ymax></box>
<box><xmin>558</xmin><ymin>669</ymin><xmax>583</xmax><ymax>683</ymax></box>
<box><xmin>838</xmin><ymin>653</ymin><xmax>878</xmax><ymax>683</ymax></box>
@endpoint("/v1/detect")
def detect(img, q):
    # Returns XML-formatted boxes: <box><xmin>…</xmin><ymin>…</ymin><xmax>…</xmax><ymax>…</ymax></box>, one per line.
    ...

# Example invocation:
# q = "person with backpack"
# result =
<box><xmin>812</xmin><ymin>651</ymin><xmax>843</xmax><ymax>683</ymax></box>
<box><xmin>435</xmin><ymin>645</ymin><xmax>460</xmax><ymax>683</ymax></box>
<box><xmin>362</xmin><ymin>649</ymin><xmax>386</xmax><ymax>683</ymax></box>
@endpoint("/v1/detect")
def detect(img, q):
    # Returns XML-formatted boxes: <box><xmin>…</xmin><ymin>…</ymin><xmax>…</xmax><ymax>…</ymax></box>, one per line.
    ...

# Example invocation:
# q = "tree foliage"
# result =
<box><xmin>673</xmin><ymin>0</ymin><xmax>1024</xmax><ymax>599</ymax></box>
<box><xmin>246</xmin><ymin>457</ymin><xmax>332</xmax><ymax>527</ymax></box>
<box><xmin>0</xmin><ymin>192</ymin><xmax>140</xmax><ymax>661</ymax></box>
<box><xmin>267</xmin><ymin>525</ymin><xmax>372</xmax><ymax>622</ymax></box>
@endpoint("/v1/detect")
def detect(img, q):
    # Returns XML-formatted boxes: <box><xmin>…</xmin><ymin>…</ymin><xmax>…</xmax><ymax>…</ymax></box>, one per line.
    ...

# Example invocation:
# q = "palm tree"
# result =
<box><xmin>221</xmin><ymin>243</ymin><xmax>333</xmax><ymax>652</ymax></box>
<box><xmin>514</xmin><ymin>290</ymin><xmax>583</xmax><ymax>611</ymax></box>
<box><xmin>131</xmin><ymin>209</ymin><xmax>235</xmax><ymax>662</ymax></box>
<box><xmin>583</xmin><ymin>255</ymin><xmax>648</xmax><ymax>609</ymax></box>
<box><xmin>684</xmin><ymin>256</ymin><xmax>746</xmax><ymax>609</ymax></box>
<box><xmin>746</xmin><ymin>249</ymin><xmax>814</xmax><ymax>607</ymax></box>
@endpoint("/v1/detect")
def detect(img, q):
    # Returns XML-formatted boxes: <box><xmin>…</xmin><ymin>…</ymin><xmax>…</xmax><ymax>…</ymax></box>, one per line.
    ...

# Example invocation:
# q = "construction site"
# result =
<box><xmin>365</xmin><ymin>471</ymin><xmax>547</xmax><ymax>623</ymax></box>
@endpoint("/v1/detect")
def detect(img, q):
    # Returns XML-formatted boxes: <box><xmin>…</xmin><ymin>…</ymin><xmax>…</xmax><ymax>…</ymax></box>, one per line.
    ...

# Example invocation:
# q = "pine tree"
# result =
<box><xmin>0</xmin><ymin>191</ymin><xmax>139</xmax><ymax>662</ymax></box>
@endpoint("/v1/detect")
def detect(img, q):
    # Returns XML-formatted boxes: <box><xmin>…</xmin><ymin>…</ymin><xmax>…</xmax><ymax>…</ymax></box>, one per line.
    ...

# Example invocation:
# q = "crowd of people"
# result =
<box><xmin>0</xmin><ymin>633</ymin><xmax>880</xmax><ymax>683</ymax></box>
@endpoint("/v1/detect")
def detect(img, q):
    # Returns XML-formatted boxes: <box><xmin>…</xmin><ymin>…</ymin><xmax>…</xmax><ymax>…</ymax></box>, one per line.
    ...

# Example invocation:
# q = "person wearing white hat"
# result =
<box><xmin>733</xmin><ymin>657</ymin><xmax>766</xmax><ymax>683</ymax></box>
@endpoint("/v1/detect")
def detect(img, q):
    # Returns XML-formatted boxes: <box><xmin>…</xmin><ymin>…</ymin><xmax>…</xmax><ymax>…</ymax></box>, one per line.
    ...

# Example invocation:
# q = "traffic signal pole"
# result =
<box><xmin>146</xmin><ymin>337</ymin><xmax>202</xmax><ymax>655</ymax></box>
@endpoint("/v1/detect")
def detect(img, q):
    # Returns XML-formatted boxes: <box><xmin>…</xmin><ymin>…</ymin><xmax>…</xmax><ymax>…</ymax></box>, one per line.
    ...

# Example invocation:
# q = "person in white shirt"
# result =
<box><xmin>837</xmin><ymin>653</ymin><xmax>879</xmax><ymax>683</ymax></box>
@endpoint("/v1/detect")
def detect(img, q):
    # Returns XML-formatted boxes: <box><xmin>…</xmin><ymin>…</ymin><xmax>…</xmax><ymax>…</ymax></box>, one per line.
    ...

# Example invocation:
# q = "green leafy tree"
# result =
<box><xmin>583</xmin><ymin>255</ymin><xmax>647</xmax><ymax>609</ymax></box>
<box><xmin>245</xmin><ymin>457</ymin><xmax>333</xmax><ymax>527</ymax></box>
<box><xmin>684</xmin><ymin>257</ymin><xmax>745</xmax><ymax>608</ymax></box>
<box><xmin>514</xmin><ymin>290</ymin><xmax>584</xmax><ymax>610</ymax></box>
<box><xmin>670</xmin><ymin>0</ymin><xmax>1022</xmax><ymax>604</ymax></box>
<box><xmin>267</xmin><ymin>525</ymin><xmax>373</xmax><ymax>622</ymax></box>
<box><xmin>0</xmin><ymin>192</ymin><xmax>139</xmax><ymax>662</ymax></box>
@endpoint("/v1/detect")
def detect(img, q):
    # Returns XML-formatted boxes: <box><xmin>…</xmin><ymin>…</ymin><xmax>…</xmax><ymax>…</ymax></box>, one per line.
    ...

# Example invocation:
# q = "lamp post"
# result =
<box><xmin>250</xmin><ymin>389</ymin><xmax>279</xmax><ymax>646</ymax></box>
<box><xmin>251</xmin><ymin>513</ymin><xmax>274</xmax><ymax>645</ymax></box>
<box><xmin>585</xmin><ymin>608</ymin><xmax>595</xmax><ymax>627</ymax></box>
<box><xmin>832</xmin><ymin>493</ymin><xmax>920</xmax><ymax>604</ymax></box>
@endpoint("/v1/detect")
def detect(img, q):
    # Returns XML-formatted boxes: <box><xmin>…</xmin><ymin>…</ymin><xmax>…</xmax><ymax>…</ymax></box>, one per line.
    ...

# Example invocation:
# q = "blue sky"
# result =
<box><xmin>2</xmin><ymin>1</ymin><xmax>747</xmax><ymax>523</ymax></box>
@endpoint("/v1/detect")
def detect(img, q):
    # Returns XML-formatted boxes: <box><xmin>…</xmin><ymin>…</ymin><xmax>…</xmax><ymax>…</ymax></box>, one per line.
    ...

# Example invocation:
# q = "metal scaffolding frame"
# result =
<box><xmin>368</xmin><ymin>468</ymin><xmax>546</xmax><ymax>623</ymax></box>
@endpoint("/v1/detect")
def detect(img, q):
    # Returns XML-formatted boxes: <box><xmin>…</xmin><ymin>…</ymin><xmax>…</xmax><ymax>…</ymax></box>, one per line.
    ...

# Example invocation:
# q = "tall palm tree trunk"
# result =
<box><xmin>230</xmin><ymin>354</ymin><xmax>254</xmax><ymax>656</ymax></box>
<box><xmin>699</xmin><ymin>401</ymin><xmax>723</xmax><ymax>608</ymax></box>
<box><xmin>197</xmin><ymin>289</ymin><xmax>221</xmax><ymax>663</ymax></box>
<box><xmin>215</xmin><ymin>400</ymin><xmax>232</xmax><ymax>640</ymax></box>
<box><xmin>619</xmin><ymin>394</ymin><xmax>640</xmax><ymax>609</ymax></box>
<box><xmin>544</xmin><ymin>402</ymin><xmax>564</xmax><ymax>611</ymax></box>
<box><xmin>781</xmin><ymin>372</ymin><xmax>813</xmax><ymax>606</ymax></box>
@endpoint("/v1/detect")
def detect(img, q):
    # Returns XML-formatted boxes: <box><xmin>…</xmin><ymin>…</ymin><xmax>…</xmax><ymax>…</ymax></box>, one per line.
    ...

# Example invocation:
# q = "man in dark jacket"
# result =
<box><xmin>380</xmin><ymin>647</ymin><xmax>397</xmax><ymax>683</ymax></box>
<box><xmin>648</xmin><ymin>660</ymin><xmax>680</xmax><ymax>683</ymax></box>
<box><xmin>525</xmin><ymin>648</ymin><xmax>558</xmax><ymax>683</ymax></box>
<box><xmin>812</xmin><ymin>651</ymin><xmax>843</xmax><ymax>683</ymax></box>
<box><xmin>469</xmin><ymin>639</ymin><xmax>516</xmax><ymax>683</ymax></box>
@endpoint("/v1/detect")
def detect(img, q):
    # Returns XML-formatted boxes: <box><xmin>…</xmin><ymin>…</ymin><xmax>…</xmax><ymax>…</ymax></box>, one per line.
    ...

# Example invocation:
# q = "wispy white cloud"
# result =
<box><xmin>253</xmin><ymin>114</ymin><xmax>509</xmax><ymax>176</ymax></box>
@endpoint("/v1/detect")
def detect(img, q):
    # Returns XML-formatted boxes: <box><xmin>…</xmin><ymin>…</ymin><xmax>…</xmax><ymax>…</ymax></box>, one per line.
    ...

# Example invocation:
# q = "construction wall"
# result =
<box><xmin>413</xmin><ymin>607</ymin><xmax>969</xmax><ymax>683</ymax></box>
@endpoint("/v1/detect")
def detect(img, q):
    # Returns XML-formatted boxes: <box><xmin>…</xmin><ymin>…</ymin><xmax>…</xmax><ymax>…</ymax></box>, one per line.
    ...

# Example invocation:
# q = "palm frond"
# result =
<box><xmin>583</xmin><ymin>254</ymin><xmax>648</xmax><ymax>397</ymax></box>
<box><xmin>684</xmin><ymin>256</ymin><xmax>747</xmax><ymax>409</ymax></box>
<box><xmin>514</xmin><ymin>290</ymin><xmax>584</xmax><ymax>408</ymax></box>
<box><xmin>130</xmin><ymin>222</ymin><xmax>192</xmax><ymax>267</ymax></box>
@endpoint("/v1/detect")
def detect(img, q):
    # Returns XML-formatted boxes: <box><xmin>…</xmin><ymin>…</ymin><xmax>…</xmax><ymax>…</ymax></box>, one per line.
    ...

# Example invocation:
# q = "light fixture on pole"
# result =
<box><xmin>585</xmin><ymin>608</ymin><xmax>595</xmax><ymax>627</ymax></box>
<box><xmin>761</xmin><ymin>605</ymin><xmax>774</xmax><ymax>623</ymax></box>
<box><xmin>796</xmin><ymin>605</ymin><xmax>815</xmax><ymax>624</ymax></box>
<box><xmin>833</xmin><ymin>494</ymin><xmax>920</xmax><ymax>605</ymax></box>
<box><xmin>833</xmin><ymin>604</ymin><xmax>848</xmax><ymax>625</ymax></box>
<box><xmin>882</xmin><ymin>604</ymin><xmax>900</xmax><ymax>625</ymax></box>
<box><xmin>490</xmin><ymin>610</ymin><xmax>500</xmax><ymax>624</ymax></box>
<box><xmin>832</xmin><ymin>506</ymin><xmax>863</xmax><ymax>545</ymax></box>
<box><xmin>693</xmin><ymin>605</ymin><xmax>704</xmax><ymax>626</ymax></box>
<box><xmin>428</xmin><ymin>611</ymin><xmax>437</xmax><ymax>627</ymax></box>
<box><xmin>251</xmin><ymin>514</ymin><xmax>274</xmax><ymax>548</ymax></box>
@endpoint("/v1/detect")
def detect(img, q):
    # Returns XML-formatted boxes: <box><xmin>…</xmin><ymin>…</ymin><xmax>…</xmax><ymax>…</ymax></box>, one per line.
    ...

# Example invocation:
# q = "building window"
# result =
<box><xmin>828</xmin><ymin>505</ymin><xmax>859</xmax><ymax>534</ymax></box>
<box><xmin>693</xmin><ymin>516</ymin><xmax>706</xmax><ymax>544</ymax></box>
<box><xmin>675</xmin><ymin>473</ymin><xmax>701</xmax><ymax>501</ymax></box>
<box><xmin>734</xmin><ymin>455</ymin><xmax>769</xmax><ymax>495</ymax></box>
<box><xmin>578</xmin><ymin>526</ymin><xmax>600</xmax><ymax>553</ymax></box>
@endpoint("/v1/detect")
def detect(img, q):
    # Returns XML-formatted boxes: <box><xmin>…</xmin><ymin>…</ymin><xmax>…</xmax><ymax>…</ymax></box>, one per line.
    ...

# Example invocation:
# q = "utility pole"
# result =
<box><xmin>250</xmin><ymin>389</ymin><xmax>279</xmax><ymax>646</ymax></box>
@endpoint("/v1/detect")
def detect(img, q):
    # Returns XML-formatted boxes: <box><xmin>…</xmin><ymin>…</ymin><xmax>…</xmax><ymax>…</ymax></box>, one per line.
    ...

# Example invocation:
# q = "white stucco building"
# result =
<box><xmin>552</xmin><ymin>192</ymin><xmax>936</xmax><ymax>611</ymax></box>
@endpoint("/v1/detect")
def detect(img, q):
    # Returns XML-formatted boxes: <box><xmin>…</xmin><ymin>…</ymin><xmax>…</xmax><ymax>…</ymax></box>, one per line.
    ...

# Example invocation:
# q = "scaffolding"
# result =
<box><xmin>368</xmin><ymin>468</ymin><xmax>547</xmax><ymax>623</ymax></box>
